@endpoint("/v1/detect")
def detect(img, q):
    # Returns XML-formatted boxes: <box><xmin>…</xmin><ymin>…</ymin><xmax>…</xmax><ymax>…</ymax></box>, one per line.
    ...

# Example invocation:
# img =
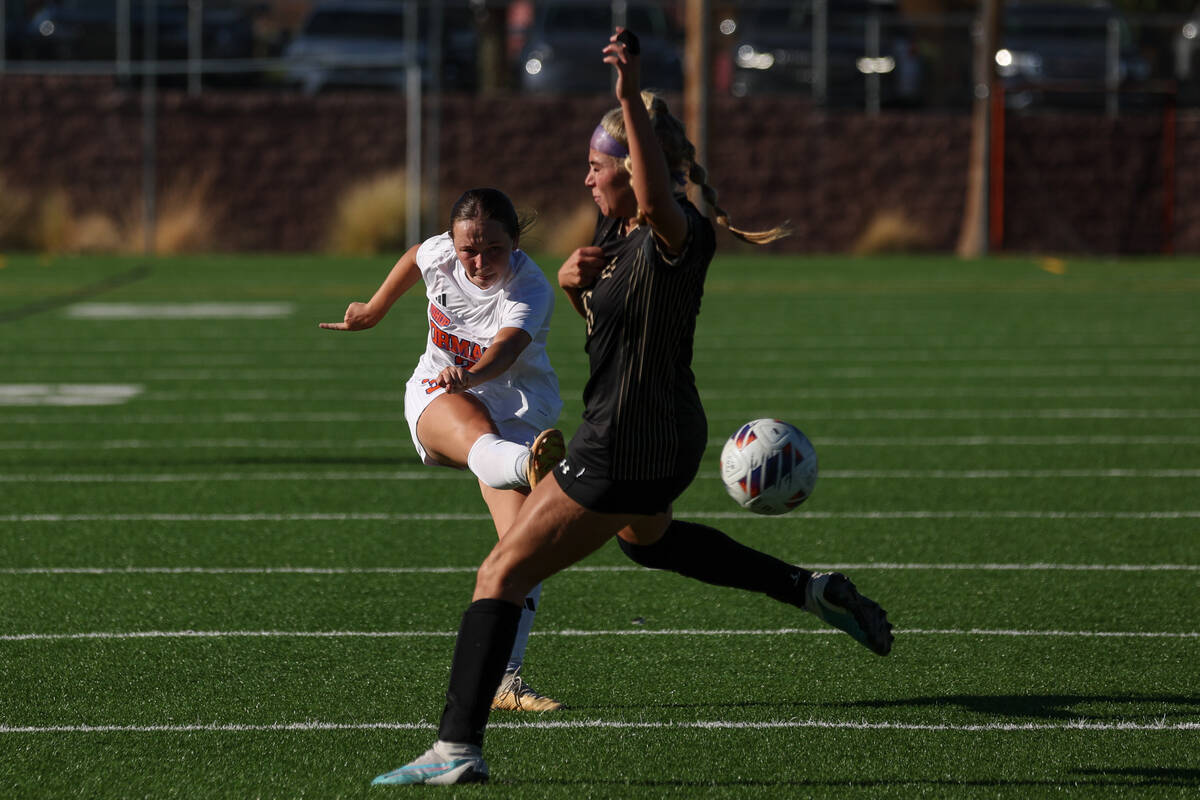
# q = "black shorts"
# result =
<box><xmin>552</xmin><ymin>443</ymin><xmax>704</xmax><ymax>516</ymax></box>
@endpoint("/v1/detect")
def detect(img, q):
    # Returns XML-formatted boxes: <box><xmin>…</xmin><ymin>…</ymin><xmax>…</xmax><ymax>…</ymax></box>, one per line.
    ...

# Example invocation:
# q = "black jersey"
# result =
<box><xmin>568</xmin><ymin>200</ymin><xmax>716</xmax><ymax>480</ymax></box>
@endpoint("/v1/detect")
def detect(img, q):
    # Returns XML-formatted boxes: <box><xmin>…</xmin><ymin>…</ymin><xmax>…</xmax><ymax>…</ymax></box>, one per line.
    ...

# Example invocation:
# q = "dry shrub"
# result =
<box><xmin>328</xmin><ymin>171</ymin><xmax>409</xmax><ymax>255</ymax></box>
<box><xmin>537</xmin><ymin>200</ymin><xmax>598</xmax><ymax>258</ymax></box>
<box><xmin>852</xmin><ymin>210</ymin><xmax>932</xmax><ymax>256</ymax></box>
<box><xmin>123</xmin><ymin>174</ymin><xmax>216</xmax><ymax>254</ymax></box>
<box><xmin>71</xmin><ymin>212</ymin><xmax>124</xmax><ymax>253</ymax></box>
<box><xmin>0</xmin><ymin>172</ymin><xmax>216</xmax><ymax>254</ymax></box>
<box><xmin>0</xmin><ymin>174</ymin><xmax>36</xmax><ymax>249</ymax></box>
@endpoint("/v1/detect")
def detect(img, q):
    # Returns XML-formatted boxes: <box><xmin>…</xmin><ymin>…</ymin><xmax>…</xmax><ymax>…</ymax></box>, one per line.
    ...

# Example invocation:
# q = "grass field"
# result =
<box><xmin>1</xmin><ymin>251</ymin><xmax>1198</xmax><ymax>798</ymax></box>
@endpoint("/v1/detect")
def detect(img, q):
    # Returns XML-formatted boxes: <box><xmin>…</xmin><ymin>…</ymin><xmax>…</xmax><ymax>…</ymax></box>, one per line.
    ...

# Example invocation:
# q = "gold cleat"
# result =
<box><xmin>492</xmin><ymin>669</ymin><xmax>564</xmax><ymax>712</ymax></box>
<box><xmin>525</xmin><ymin>428</ymin><xmax>565</xmax><ymax>488</ymax></box>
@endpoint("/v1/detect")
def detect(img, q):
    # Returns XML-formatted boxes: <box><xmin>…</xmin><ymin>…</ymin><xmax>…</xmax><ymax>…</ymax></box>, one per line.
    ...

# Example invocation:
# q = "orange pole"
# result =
<box><xmin>1162</xmin><ymin>90</ymin><xmax>1176</xmax><ymax>255</ymax></box>
<box><xmin>989</xmin><ymin>83</ymin><xmax>1005</xmax><ymax>252</ymax></box>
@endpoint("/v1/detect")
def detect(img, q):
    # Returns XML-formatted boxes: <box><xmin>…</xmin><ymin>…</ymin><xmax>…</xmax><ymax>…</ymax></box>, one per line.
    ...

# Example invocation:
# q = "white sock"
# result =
<box><xmin>467</xmin><ymin>433</ymin><xmax>529</xmax><ymax>490</ymax></box>
<box><xmin>506</xmin><ymin>583</ymin><xmax>542</xmax><ymax>673</ymax></box>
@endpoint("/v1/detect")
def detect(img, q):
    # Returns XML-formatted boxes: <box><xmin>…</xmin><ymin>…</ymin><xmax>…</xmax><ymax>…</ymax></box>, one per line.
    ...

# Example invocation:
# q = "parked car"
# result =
<box><xmin>283</xmin><ymin>0</ymin><xmax>477</xmax><ymax>93</ymax></box>
<box><xmin>518</xmin><ymin>0</ymin><xmax>683</xmax><ymax>93</ymax></box>
<box><xmin>23</xmin><ymin>0</ymin><xmax>254</xmax><ymax>65</ymax></box>
<box><xmin>727</xmin><ymin>0</ymin><xmax>923</xmax><ymax>108</ymax></box>
<box><xmin>995</xmin><ymin>0</ymin><xmax>1151</xmax><ymax>110</ymax></box>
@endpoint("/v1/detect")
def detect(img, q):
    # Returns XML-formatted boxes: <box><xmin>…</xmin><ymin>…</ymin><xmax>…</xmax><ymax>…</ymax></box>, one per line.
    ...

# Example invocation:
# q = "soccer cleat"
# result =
<box><xmin>492</xmin><ymin>668</ymin><xmax>564</xmax><ymax>712</ymax></box>
<box><xmin>371</xmin><ymin>743</ymin><xmax>488</xmax><ymax>786</ymax></box>
<box><xmin>525</xmin><ymin>428</ymin><xmax>565</xmax><ymax>488</ymax></box>
<box><xmin>804</xmin><ymin>571</ymin><xmax>894</xmax><ymax>656</ymax></box>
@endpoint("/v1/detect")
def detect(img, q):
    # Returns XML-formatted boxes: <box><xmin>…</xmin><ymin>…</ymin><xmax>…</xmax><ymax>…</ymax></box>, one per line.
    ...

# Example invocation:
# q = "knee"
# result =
<box><xmin>474</xmin><ymin>551</ymin><xmax>530</xmax><ymax>603</ymax></box>
<box><xmin>618</xmin><ymin>530</ymin><xmax>675</xmax><ymax>570</ymax></box>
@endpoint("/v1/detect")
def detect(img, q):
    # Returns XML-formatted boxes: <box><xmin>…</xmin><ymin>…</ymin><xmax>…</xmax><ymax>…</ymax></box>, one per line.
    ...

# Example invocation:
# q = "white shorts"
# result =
<box><xmin>403</xmin><ymin>373</ymin><xmax>550</xmax><ymax>466</ymax></box>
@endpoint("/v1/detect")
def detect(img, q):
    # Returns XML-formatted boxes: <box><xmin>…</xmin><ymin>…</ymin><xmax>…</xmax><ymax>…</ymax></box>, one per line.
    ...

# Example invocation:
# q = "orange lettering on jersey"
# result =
<box><xmin>429</xmin><ymin>320</ymin><xmax>486</xmax><ymax>367</ymax></box>
<box><xmin>429</xmin><ymin>303</ymin><xmax>452</xmax><ymax>328</ymax></box>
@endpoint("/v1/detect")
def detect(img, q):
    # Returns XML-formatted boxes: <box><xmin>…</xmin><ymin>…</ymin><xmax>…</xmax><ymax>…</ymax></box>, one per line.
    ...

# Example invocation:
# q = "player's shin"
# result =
<box><xmin>508</xmin><ymin>583</ymin><xmax>542</xmax><ymax>671</ymax></box>
<box><xmin>619</xmin><ymin>520</ymin><xmax>812</xmax><ymax>607</ymax></box>
<box><xmin>438</xmin><ymin>598</ymin><xmax>523</xmax><ymax>746</ymax></box>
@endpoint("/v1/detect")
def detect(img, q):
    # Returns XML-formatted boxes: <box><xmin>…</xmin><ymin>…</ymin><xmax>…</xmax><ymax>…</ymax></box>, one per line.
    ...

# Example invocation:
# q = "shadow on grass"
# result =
<box><xmin>841</xmin><ymin>693</ymin><xmax>1200</xmax><ymax>720</ymax></box>
<box><xmin>574</xmin><ymin>693</ymin><xmax>1200</xmax><ymax>720</ymax></box>
<box><xmin>498</xmin><ymin>770</ymin><xmax>1200</xmax><ymax>789</ymax></box>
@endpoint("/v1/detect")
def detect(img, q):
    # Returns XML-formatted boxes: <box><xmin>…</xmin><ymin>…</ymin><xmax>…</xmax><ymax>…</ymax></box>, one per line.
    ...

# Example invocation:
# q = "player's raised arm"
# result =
<box><xmin>319</xmin><ymin>242</ymin><xmax>423</xmax><ymax>331</ymax></box>
<box><xmin>602</xmin><ymin>28</ymin><xmax>688</xmax><ymax>253</ymax></box>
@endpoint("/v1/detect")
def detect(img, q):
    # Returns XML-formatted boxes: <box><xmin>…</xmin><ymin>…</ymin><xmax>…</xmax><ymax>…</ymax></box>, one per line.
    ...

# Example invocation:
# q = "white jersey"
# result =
<box><xmin>408</xmin><ymin>232</ymin><xmax>561</xmax><ymax>434</ymax></box>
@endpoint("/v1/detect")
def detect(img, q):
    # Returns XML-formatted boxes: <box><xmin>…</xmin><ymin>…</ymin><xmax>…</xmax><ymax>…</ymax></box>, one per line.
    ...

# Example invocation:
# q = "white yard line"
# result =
<box><xmin>2</xmin><ymin>563</ymin><xmax>1197</xmax><ymax>576</ymax></box>
<box><xmin>4</xmin><ymin>435</ymin><xmax>1199</xmax><ymax>451</ymax></box>
<box><xmin>5</xmin><ymin>408</ymin><xmax>1200</xmax><ymax>425</ymax></box>
<box><xmin>1</xmin><ymin>468</ymin><xmax>1198</xmax><ymax>483</ymax></box>
<box><xmin>2</xmin><ymin>628</ymin><xmax>1198</xmax><ymax>643</ymax></box>
<box><xmin>65</xmin><ymin>302</ymin><xmax>295</xmax><ymax>319</ymax></box>
<box><xmin>13</xmin><ymin>366</ymin><xmax>1200</xmax><ymax>382</ymax></box>
<box><xmin>3</xmin><ymin>511</ymin><xmax>1199</xmax><ymax>523</ymax></box>
<box><xmin>1</xmin><ymin>719</ymin><xmax>1197</xmax><ymax>735</ymax></box>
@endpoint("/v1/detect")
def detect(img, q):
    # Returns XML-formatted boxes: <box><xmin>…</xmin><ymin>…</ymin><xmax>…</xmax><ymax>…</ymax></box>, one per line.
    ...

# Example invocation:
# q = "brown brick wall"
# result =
<box><xmin>1</xmin><ymin>76</ymin><xmax>1193</xmax><ymax>254</ymax></box>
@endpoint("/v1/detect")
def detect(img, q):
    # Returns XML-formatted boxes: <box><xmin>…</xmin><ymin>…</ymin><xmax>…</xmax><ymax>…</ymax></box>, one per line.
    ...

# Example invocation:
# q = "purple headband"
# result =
<box><xmin>589</xmin><ymin>124</ymin><xmax>629</xmax><ymax>158</ymax></box>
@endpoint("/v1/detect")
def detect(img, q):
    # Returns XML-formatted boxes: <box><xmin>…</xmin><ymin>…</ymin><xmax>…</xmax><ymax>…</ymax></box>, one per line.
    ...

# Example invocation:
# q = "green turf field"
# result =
<box><xmin>1</xmin><ymin>252</ymin><xmax>1197</xmax><ymax>798</ymax></box>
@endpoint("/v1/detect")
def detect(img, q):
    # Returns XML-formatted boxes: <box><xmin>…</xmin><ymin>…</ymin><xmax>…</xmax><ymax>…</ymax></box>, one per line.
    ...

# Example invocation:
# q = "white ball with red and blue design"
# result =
<box><xmin>719</xmin><ymin>419</ymin><xmax>818</xmax><ymax>515</ymax></box>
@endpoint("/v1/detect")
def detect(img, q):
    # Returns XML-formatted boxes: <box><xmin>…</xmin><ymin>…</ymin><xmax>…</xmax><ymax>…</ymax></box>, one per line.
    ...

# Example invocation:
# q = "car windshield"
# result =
<box><xmin>304</xmin><ymin>10</ymin><xmax>407</xmax><ymax>39</ymax></box>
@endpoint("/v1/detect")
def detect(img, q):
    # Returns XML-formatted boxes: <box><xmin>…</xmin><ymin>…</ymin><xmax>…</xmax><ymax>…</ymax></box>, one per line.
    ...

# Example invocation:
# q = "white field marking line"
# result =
<box><xmin>101</xmin><ymin>386</ymin><xmax>1196</xmax><ymax>402</ymax></box>
<box><xmin>3</xmin><ymin>468</ymin><xmax>1200</xmax><ymax>484</ymax></box>
<box><xmin>64</xmin><ymin>302</ymin><xmax>296</xmax><ymax>319</ymax></box>
<box><xmin>2</xmin><ymin>719</ymin><xmax>1198</xmax><ymax>735</ymax></box>
<box><xmin>5</xmin><ymin>435</ymin><xmax>1200</xmax><ymax>452</ymax></box>
<box><xmin>15</xmin><ymin>342</ymin><xmax>1200</xmax><ymax>357</ymax></box>
<box><xmin>19</xmin><ymin>366</ymin><xmax>1200</xmax><ymax>381</ymax></box>
<box><xmin>11</xmin><ymin>350</ymin><xmax>1200</xmax><ymax>368</ymax></box>
<box><xmin>3</xmin><ymin>562</ymin><xmax>1198</xmax><ymax>576</ymax></box>
<box><xmin>3</xmin><ymin>628</ymin><xmax>1198</xmax><ymax>643</ymax></box>
<box><xmin>5</xmin><ymin>511</ymin><xmax>1200</xmax><ymax>523</ymax></box>
<box><xmin>0</xmin><ymin>384</ymin><xmax>143</xmax><ymax>408</ymax></box>
<box><xmin>8</xmin><ymin>408</ymin><xmax>1200</xmax><ymax>425</ymax></box>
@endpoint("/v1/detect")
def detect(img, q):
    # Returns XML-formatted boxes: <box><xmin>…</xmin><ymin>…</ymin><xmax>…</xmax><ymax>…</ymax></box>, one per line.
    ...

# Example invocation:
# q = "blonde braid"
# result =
<box><xmin>601</xmin><ymin>93</ymin><xmax>793</xmax><ymax>245</ymax></box>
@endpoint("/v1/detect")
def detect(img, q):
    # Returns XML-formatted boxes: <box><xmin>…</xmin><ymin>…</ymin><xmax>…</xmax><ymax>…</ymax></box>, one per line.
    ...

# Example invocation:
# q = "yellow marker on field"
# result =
<box><xmin>1039</xmin><ymin>257</ymin><xmax>1067</xmax><ymax>275</ymax></box>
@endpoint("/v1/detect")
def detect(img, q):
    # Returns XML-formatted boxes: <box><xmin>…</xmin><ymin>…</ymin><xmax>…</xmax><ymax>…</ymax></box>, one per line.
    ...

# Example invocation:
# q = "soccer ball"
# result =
<box><xmin>719</xmin><ymin>419</ymin><xmax>818</xmax><ymax>515</ymax></box>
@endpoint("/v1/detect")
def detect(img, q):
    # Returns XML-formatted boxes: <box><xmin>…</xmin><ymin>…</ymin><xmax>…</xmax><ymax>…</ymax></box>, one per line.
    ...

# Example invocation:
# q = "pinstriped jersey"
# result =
<box><xmin>570</xmin><ymin>201</ymin><xmax>716</xmax><ymax>479</ymax></box>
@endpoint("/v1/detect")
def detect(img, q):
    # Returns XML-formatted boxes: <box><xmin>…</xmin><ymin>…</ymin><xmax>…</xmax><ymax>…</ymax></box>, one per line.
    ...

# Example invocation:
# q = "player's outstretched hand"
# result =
<box><xmin>558</xmin><ymin>246</ymin><xmax>607</xmax><ymax>290</ymax></box>
<box><xmin>603</xmin><ymin>27</ymin><xmax>641</xmax><ymax>102</ymax></box>
<box><xmin>436</xmin><ymin>365</ymin><xmax>473</xmax><ymax>394</ymax></box>
<box><xmin>319</xmin><ymin>301</ymin><xmax>376</xmax><ymax>331</ymax></box>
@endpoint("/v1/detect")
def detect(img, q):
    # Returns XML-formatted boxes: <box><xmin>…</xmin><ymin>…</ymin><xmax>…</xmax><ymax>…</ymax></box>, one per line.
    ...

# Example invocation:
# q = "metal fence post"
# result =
<box><xmin>1106</xmin><ymin>15</ymin><xmax>1120</xmax><ymax>118</ymax></box>
<box><xmin>188</xmin><ymin>0</ymin><xmax>203</xmax><ymax>96</ymax></box>
<box><xmin>813</xmin><ymin>0</ymin><xmax>827</xmax><ymax>105</ymax></box>
<box><xmin>405</xmin><ymin>0</ymin><xmax>422</xmax><ymax>246</ymax></box>
<box><xmin>142</xmin><ymin>0</ymin><xmax>158</xmax><ymax>256</ymax></box>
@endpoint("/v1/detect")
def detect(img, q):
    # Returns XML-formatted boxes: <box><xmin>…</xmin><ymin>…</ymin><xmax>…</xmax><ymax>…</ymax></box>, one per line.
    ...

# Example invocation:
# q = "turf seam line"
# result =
<box><xmin>5</xmin><ymin>435</ymin><xmax>1200</xmax><ymax>450</ymax></box>
<box><xmin>3</xmin><ymin>628</ymin><xmax>1198</xmax><ymax>642</ymax></box>
<box><xmin>3</xmin><ymin>563</ymin><xmax>1198</xmax><ymax>575</ymax></box>
<box><xmin>2</xmin><ymin>719</ymin><xmax>1197</xmax><ymax>734</ymax></box>
<box><xmin>3</xmin><ymin>468</ymin><xmax>1200</xmax><ymax>483</ymax></box>
<box><xmin>6</xmin><ymin>408</ymin><xmax>1200</xmax><ymax>423</ymax></box>
<box><xmin>0</xmin><ymin>266</ymin><xmax>152</xmax><ymax>324</ymax></box>
<box><xmin>4</xmin><ymin>511</ymin><xmax>1199</xmax><ymax>522</ymax></box>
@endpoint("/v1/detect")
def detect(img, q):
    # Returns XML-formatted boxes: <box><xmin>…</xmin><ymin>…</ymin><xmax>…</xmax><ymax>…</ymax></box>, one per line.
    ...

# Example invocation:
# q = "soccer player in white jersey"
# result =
<box><xmin>320</xmin><ymin>187</ymin><xmax>566</xmax><ymax>711</ymax></box>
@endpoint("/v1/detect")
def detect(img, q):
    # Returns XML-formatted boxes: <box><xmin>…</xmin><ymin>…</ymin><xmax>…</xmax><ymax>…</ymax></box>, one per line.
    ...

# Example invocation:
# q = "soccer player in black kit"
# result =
<box><xmin>372</xmin><ymin>28</ymin><xmax>894</xmax><ymax>786</ymax></box>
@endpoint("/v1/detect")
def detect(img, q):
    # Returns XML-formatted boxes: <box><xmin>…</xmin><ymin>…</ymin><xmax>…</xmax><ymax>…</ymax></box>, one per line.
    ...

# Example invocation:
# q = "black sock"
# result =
<box><xmin>619</xmin><ymin>519</ymin><xmax>811</xmax><ymax>607</ymax></box>
<box><xmin>437</xmin><ymin>598</ymin><xmax>522</xmax><ymax>746</ymax></box>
